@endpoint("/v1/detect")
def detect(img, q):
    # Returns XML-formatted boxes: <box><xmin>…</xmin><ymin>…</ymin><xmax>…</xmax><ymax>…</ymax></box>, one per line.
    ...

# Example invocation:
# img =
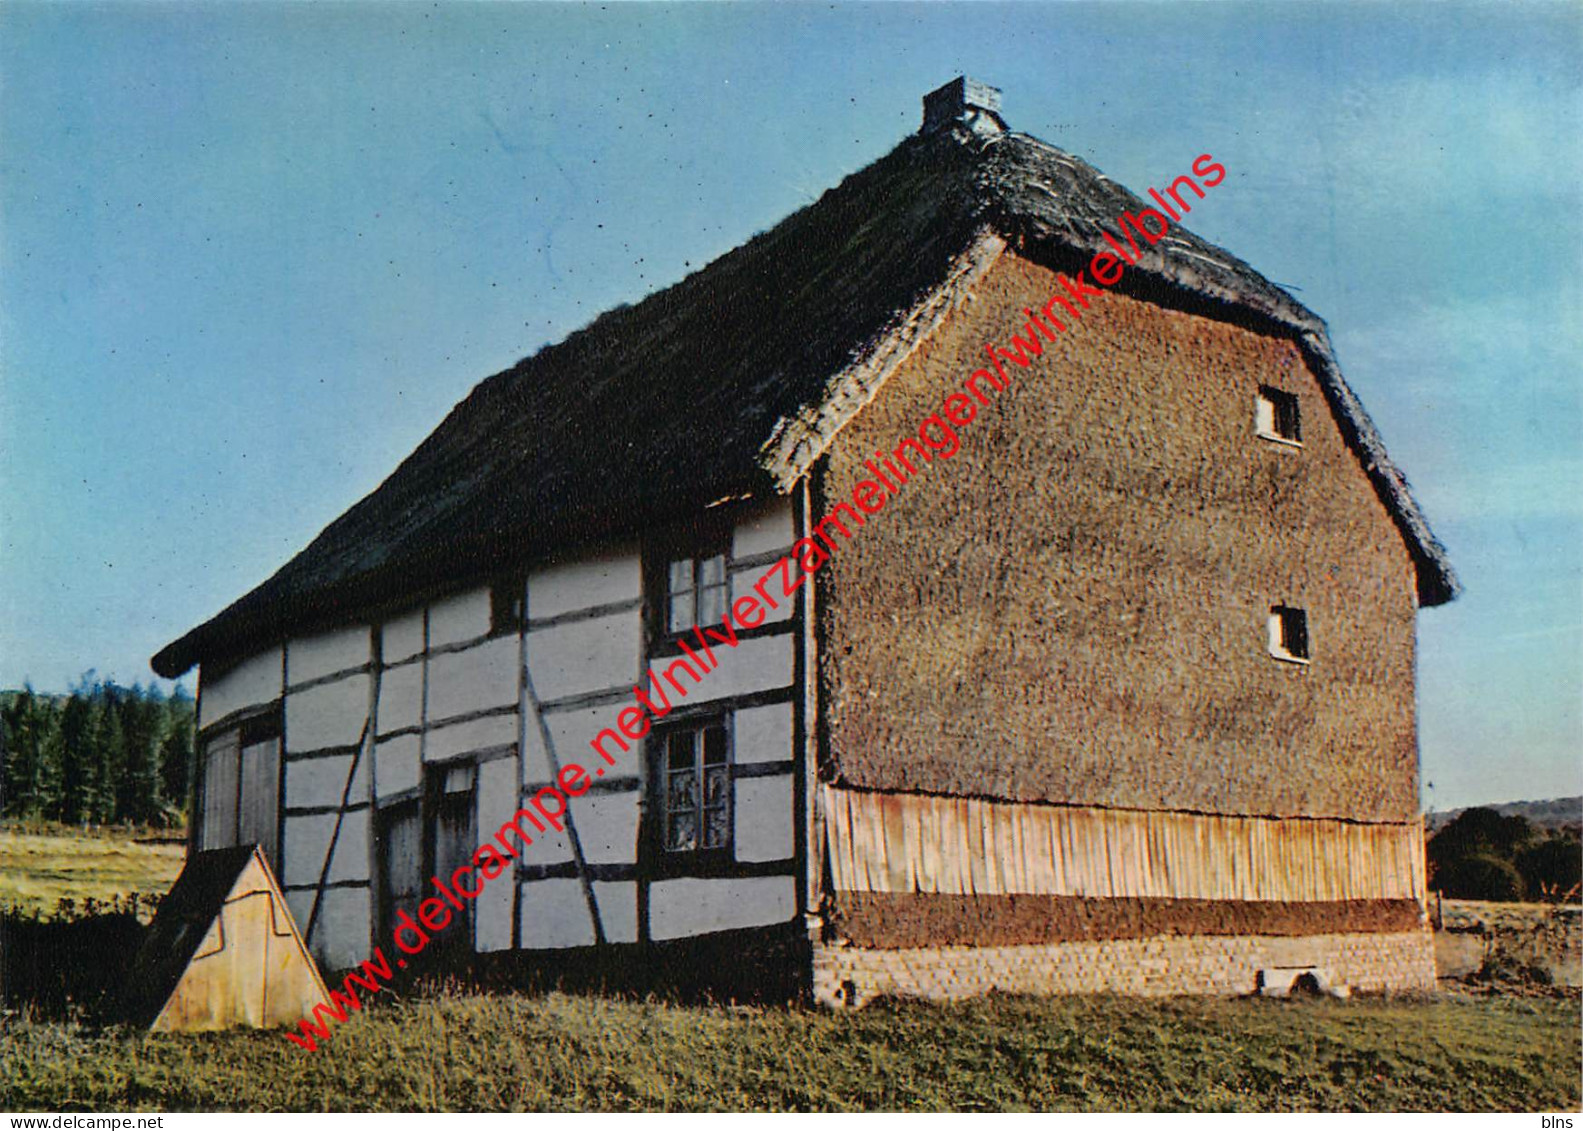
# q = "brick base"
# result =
<box><xmin>812</xmin><ymin>928</ymin><xmax>1437</xmax><ymax>1007</ymax></box>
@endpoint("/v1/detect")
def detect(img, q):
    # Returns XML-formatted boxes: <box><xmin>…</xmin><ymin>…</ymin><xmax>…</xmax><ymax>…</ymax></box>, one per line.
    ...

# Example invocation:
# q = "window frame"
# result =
<box><xmin>644</xmin><ymin>713</ymin><xmax>734</xmax><ymax>877</ymax></box>
<box><xmin>1268</xmin><ymin>604</ymin><xmax>1311</xmax><ymax>664</ymax></box>
<box><xmin>1256</xmin><ymin>385</ymin><xmax>1303</xmax><ymax>447</ymax></box>
<box><xmin>644</xmin><ymin>515</ymin><xmax>733</xmax><ymax>649</ymax></box>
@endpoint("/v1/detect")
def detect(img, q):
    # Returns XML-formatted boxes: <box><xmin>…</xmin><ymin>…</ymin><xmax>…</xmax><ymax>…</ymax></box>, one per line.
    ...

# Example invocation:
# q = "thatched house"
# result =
<box><xmin>152</xmin><ymin>78</ymin><xmax>1455</xmax><ymax>1003</ymax></box>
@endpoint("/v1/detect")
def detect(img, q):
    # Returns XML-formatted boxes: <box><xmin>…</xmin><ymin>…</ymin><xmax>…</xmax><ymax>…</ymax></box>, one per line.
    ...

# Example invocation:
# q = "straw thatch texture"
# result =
<box><xmin>822</xmin><ymin>788</ymin><xmax>1425</xmax><ymax>903</ymax></box>
<box><xmin>816</xmin><ymin>254</ymin><xmax>1423</xmax><ymax>821</ymax></box>
<box><xmin>153</xmin><ymin>120</ymin><xmax>1453</xmax><ymax>679</ymax></box>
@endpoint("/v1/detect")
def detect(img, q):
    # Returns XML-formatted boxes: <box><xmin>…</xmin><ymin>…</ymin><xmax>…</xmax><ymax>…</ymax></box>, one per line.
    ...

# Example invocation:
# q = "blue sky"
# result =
<box><xmin>1</xmin><ymin>1</ymin><xmax>1577</xmax><ymax>810</ymax></box>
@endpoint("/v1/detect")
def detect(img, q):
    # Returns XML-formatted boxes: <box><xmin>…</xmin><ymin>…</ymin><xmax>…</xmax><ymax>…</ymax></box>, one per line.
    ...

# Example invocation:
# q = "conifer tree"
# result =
<box><xmin>58</xmin><ymin>693</ymin><xmax>95</xmax><ymax>824</ymax></box>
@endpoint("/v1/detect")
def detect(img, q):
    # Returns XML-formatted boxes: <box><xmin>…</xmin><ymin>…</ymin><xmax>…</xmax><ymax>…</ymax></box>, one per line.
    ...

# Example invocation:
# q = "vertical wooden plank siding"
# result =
<box><xmin>823</xmin><ymin>787</ymin><xmax>1425</xmax><ymax>903</ymax></box>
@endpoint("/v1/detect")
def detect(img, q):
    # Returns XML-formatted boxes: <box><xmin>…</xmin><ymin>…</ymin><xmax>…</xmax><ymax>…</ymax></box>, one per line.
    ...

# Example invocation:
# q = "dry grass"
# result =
<box><xmin>0</xmin><ymin>990</ymin><xmax>1576</xmax><ymax>1112</ymax></box>
<box><xmin>0</xmin><ymin>828</ymin><xmax>184</xmax><ymax>915</ymax></box>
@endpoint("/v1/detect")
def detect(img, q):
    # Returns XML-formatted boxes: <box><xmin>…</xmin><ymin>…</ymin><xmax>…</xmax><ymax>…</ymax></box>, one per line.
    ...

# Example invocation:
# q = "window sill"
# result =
<box><xmin>1256</xmin><ymin>431</ymin><xmax>1304</xmax><ymax>449</ymax></box>
<box><xmin>1268</xmin><ymin>650</ymin><xmax>1311</xmax><ymax>666</ymax></box>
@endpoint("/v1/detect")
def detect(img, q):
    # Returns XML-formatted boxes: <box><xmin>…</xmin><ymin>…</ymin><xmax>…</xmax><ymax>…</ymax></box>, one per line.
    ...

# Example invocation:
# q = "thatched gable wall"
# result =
<box><xmin>814</xmin><ymin>253</ymin><xmax>1421</xmax><ymax>822</ymax></box>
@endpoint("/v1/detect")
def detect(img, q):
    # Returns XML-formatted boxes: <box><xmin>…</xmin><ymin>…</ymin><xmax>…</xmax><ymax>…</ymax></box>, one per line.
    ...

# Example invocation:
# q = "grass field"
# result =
<box><xmin>0</xmin><ymin>827</ymin><xmax>185</xmax><ymax>915</ymax></box>
<box><xmin>1</xmin><ymin>990</ymin><xmax>1577</xmax><ymax>1112</ymax></box>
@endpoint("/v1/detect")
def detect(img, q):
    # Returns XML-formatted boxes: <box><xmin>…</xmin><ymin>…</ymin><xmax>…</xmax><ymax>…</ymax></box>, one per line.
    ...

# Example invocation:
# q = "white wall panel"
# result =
<box><xmin>283</xmin><ymin>809</ymin><xmax>370</xmax><ymax>887</ymax></box>
<box><xmin>518</xmin><ymin>878</ymin><xmax>596</xmax><ymax>950</ymax></box>
<box><xmin>732</xmin><ymin>496</ymin><xmax>795</xmax><ymax>559</ymax></box>
<box><xmin>655</xmin><ymin>635</ymin><xmax>792</xmax><ymax>708</ymax></box>
<box><xmin>200</xmin><ymin>648</ymin><xmax>283</xmax><ymax>728</ymax></box>
<box><xmin>377</xmin><ymin>662</ymin><xmax>422</xmax><ymax>734</ymax></box>
<box><xmin>425</xmin><ymin>712</ymin><xmax>518</xmax><ymax>762</ymax></box>
<box><xmin>382</xmin><ymin>609</ymin><xmax>426</xmax><ymax>665</ymax></box>
<box><xmin>730</xmin><ymin>567</ymin><xmax>795</xmax><ymax>624</ymax></box>
<box><xmin>527</xmin><ymin>705</ymin><xmax>642</xmax><ymax>785</ymax></box>
<box><xmin>428</xmin><ymin>588</ymin><xmax>491</xmax><ymax>649</ymax></box>
<box><xmin>374</xmin><ymin>735</ymin><xmax>421</xmax><ymax>800</ymax></box>
<box><xmin>734</xmin><ymin>776</ymin><xmax>794</xmax><ymax>863</ymax></box>
<box><xmin>426</xmin><ymin>635</ymin><xmax>518</xmax><ymax>722</ymax></box>
<box><xmin>572</xmin><ymin>791</ymin><xmax>640</xmax><ymax>865</ymax></box>
<box><xmin>287</xmin><ymin>626</ymin><xmax>370</xmax><ymax>687</ymax></box>
<box><xmin>648</xmin><ymin>876</ymin><xmax>796</xmax><ymax>941</ymax></box>
<box><xmin>525</xmin><ymin>612</ymin><xmax>641</xmax><ymax>702</ymax></box>
<box><xmin>510</xmin><ymin>816</ymin><xmax>573</xmax><ymax>868</ymax></box>
<box><xmin>734</xmin><ymin>702</ymin><xmax>793</xmax><ymax>765</ymax></box>
<box><xmin>285</xmin><ymin>675</ymin><xmax>370</xmax><ymax>753</ymax></box>
<box><xmin>286</xmin><ymin>754</ymin><xmax>368</xmax><ymax>810</ymax></box>
<box><xmin>288</xmin><ymin>886</ymin><xmax>371</xmax><ymax>973</ymax></box>
<box><xmin>528</xmin><ymin>544</ymin><xmax>641</xmax><ymax>620</ymax></box>
<box><xmin>591</xmin><ymin>881</ymin><xmax>638</xmax><ymax>944</ymax></box>
<box><xmin>474</xmin><ymin>758</ymin><xmax>518</xmax><ymax>952</ymax></box>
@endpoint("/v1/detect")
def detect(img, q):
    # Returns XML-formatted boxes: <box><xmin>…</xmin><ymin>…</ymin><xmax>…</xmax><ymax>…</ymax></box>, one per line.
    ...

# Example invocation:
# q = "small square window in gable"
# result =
<box><xmin>1268</xmin><ymin>605</ymin><xmax>1310</xmax><ymax>664</ymax></box>
<box><xmin>1256</xmin><ymin>385</ymin><xmax>1302</xmax><ymax>445</ymax></box>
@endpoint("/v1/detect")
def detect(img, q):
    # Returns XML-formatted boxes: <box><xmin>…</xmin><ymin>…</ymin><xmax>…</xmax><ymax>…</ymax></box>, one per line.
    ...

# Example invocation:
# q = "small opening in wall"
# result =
<box><xmin>490</xmin><ymin>579</ymin><xmax>525</xmax><ymax>634</ymax></box>
<box><xmin>840</xmin><ymin>980</ymin><xmax>858</xmax><ymax>1008</ymax></box>
<box><xmin>1290</xmin><ymin>972</ymin><xmax>1323</xmax><ymax>997</ymax></box>
<box><xmin>1268</xmin><ymin>605</ymin><xmax>1310</xmax><ymax>663</ymax></box>
<box><xmin>1256</xmin><ymin>385</ymin><xmax>1302</xmax><ymax>445</ymax></box>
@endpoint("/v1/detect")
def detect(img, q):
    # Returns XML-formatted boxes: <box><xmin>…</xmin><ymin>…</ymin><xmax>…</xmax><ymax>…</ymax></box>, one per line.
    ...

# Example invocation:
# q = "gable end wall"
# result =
<box><xmin>815</xmin><ymin>252</ymin><xmax>1420</xmax><ymax>823</ymax></box>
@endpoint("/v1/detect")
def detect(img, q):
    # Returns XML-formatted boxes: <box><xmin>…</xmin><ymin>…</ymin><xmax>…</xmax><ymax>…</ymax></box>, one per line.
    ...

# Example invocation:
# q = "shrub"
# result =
<box><xmin>1433</xmin><ymin>853</ymin><xmax>1527</xmax><ymax>902</ymax></box>
<box><xmin>1518</xmin><ymin>835</ymin><xmax>1583</xmax><ymax>900</ymax></box>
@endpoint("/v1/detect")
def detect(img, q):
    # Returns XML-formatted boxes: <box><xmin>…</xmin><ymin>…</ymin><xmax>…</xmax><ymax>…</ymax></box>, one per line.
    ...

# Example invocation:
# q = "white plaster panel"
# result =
<box><xmin>648</xmin><ymin>876</ymin><xmax>797</xmax><ymax>941</ymax></box>
<box><xmin>374</xmin><ymin>735</ymin><xmax>421</xmax><ymax>800</ymax></box>
<box><xmin>734</xmin><ymin>775</ymin><xmax>795</xmax><ymax>863</ymax></box>
<box><xmin>426</xmin><ymin>635</ymin><xmax>518</xmax><ymax>723</ymax></box>
<box><xmin>732</xmin><ymin>496</ymin><xmax>795</xmax><ymax>559</ymax></box>
<box><xmin>376</xmin><ymin>662</ymin><xmax>422</xmax><ymax>735</ymax></box>
<box><xmin>518</xmin><ymin>878</ymin><xmax>596</xmax><ymax>950</ymax></box>
<box><xmin>285</xmin><ymin>674</ymin><xmax>370</xmax><ymax>753</ymax></box>
<box><xmin>282</xmin><ymin>809</ymin><xmax>371</xmax><ymax>887</ymax></box>
<box><xmin>591</xmin><ymin>881</ymin><xmax>638</xmax><ymax>944</ymax></box>
<box><xmin>286</xmin><ymin>754</ymin><xmax>368</xmax><ymax>810</ymax></box>
<box><xmin>199</xmin><ymin>647</ymin><xmax>283</xmax><ymax>728</ymax></box>
<box><xmin>382</xmin><ymin>609</ymin><xmax>426</xmax><ymax>665</ymax></box>
<box><xmin>289</xmin><ymin>886</ymin><xmax>370</xmax><ymax>973</ymax></box>
<box><xmin>730</xmin><ymin>566</ymin><xmax>795</xmax><ymax>624</ymax></box>
<box><xmin>571</xmin><ymin>790</ymin><xmax>640</xmax><ymax>865</ymax></box>
<box><xmin>287</xmin><ymin>626</ymin><xmax>370</xmax><ymax>687</ymax></box>
<box><xmin>507</xmin><ymin>809</ymin><xmax>573</xmax><ymax>868</ymax></box>
<box><xmin>527</xmin><ymin>706</ymin><xmax>642</xmax><ymax>786</ymax></box>
<box><xmin>644</xmin><ymin>634</ymin><xmax>792</xmax><ymax>708</ymax></box>
<box><xmin>528</xmin><ymin>543</ymin><xmax>642</xmax><ymax>620</ymax></box>
<box><xmin>734</xmin><ymin>702</ymin><xmax>794</xmax><ymax>765</ymax></box>
<box><xmin>424</xmin><ymin>712</ymin><xmax>518</xmax><ymax>762</ymax></box>
<box><xmin>428</xmin><ymin>588</ymin><xmax>491</xmax><ymax>649</ymax></box>
<box><xmin>525</xmin><ymin>611</ymin><xmax>641</xmax><ymax>702</ymax></box>
<box><xmin>283</xmin><ymin>889</ymin><xmax>314</xmax><ymax>943</ymax></box>
<box><xmin>474</xmin><ymin>758</ymin><xmax>518</xmax><ymax>952</ymax></box>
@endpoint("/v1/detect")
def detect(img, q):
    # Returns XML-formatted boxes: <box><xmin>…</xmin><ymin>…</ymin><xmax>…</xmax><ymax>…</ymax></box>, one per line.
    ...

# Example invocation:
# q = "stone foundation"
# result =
<box><xmin>812</xmin><ymin>928</ymin><xmax>1437</xmax><ymax>1007</ymax></box>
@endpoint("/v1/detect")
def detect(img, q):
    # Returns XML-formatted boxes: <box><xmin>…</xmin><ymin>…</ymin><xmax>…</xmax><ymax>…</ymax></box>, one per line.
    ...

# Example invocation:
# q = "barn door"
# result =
<box><xmin>376</xmin><ymin>797</ymin><xmax>422</xmax><ymax>946</ymax></box>
<box><xmin>198</xmin><ymin>711</ymin><xmax>281</xmax><ymax>879</ymax></box>
<box><xmin>425</xmin><ymin>762</ymin><xmax>476</xmax><ymax>960</ymax></box>
<box><xmin>199</xmin><ymin>729</ymin><xmax>241</xmax><ymax>850</ymax></box>
<box><xmin>237</xmin><ymin>714</ymin><xmax>282</xmax><ymax>875</ymax></box>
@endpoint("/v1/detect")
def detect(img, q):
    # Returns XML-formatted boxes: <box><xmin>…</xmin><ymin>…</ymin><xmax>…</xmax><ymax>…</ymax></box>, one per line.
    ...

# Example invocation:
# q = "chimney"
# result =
<box><xmin>922</xmin><ymin>76</ymin><xmax>1006</xmax><ymax>137</ymax></box>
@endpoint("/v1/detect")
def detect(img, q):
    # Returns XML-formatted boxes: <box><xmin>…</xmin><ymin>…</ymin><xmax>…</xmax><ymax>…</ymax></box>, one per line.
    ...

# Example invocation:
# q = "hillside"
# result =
<box><xmin>1428</xmin><ymin>797</ymin><xmax>1582</xmax><ymax>833</ymax></box>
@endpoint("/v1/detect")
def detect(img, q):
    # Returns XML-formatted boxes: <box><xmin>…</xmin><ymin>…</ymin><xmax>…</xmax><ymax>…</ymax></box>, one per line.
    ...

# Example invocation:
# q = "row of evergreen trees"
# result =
<box><xmin>0</xmin><ymin>678</ymin><xmax>195</xmax><ymax>827</ymax></box>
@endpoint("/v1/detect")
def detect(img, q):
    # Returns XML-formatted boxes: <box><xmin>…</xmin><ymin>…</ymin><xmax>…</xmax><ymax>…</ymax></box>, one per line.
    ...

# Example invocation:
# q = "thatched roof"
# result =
<box><xmin>152</xmin><ymin>101</ymin><xmax>1456</xmax><ymax>678</ymax></box>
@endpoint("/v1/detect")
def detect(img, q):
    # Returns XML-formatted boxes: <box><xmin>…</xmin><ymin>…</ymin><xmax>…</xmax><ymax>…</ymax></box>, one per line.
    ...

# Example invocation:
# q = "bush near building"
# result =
<box><xmin>1429</xmin><ymin>808</ymin><xmax>1582</xmax><ymax>902</ymax></box>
